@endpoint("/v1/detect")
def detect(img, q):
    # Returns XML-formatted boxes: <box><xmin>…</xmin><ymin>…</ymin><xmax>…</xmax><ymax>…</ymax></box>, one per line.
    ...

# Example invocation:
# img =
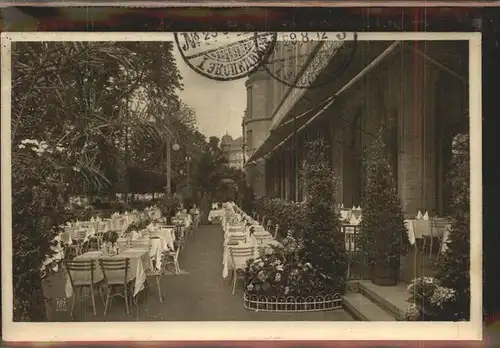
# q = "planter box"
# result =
<box><xmin>243</xmin><ymin>293</ymin><xmax>342</xmax><ymax>312</ymax></box>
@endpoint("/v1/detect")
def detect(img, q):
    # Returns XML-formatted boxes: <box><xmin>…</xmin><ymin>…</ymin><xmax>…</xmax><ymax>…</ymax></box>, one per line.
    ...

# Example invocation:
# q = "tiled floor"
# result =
<box><xmin>43</xmin><ymin>223</ymin><xmax>355</xmax><ymax>322</ymax></box>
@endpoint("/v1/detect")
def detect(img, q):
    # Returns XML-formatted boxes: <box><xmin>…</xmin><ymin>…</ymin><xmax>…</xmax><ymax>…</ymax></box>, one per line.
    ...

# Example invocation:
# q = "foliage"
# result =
<box><xmin>358</xmin><ymin>130</ymin><xmax>410</xmax><ymax>269</ymax></box>
<box><xmin>102</xmin><ymin>231</ymin><xmax>119</xmax><ymax>245</ymax></box>
<box><xmin>12</xmin><ymin>139</ymin><xmax>75</xmax><ymax>321</ymax></box>
<box><xmin>252</xmin><ymin>196</ymin><xmax>305</xmax><ymax>239</ymax></box>
<box><xmin>242</xmin><ymin>184</ymin><xmax>256</xmax><ymax>214</ymax></box>
<box><xmin>245</xmin><ymin>236</ymin><xmax>331</xmax><ymax>297</ymax></box>
<box><xmin>158</xmin><ymin>195</ymin><xmax>182</xmax><ymax>223</ymax></box>
<box><xmin>126</xmin><ymin>167</ymin><xmax>168</xmax><ymax>194</ymax></box>
<box><xmin>11</xmin><ymin>41</ymin><xmax>186</xmax><ymax>321</ymax></box>
<box><xmin>436</xmin><ymin>133</ymin><xmax>470</xmax><ymax>320</ymax></box>
<box><xmin>404</xmin><ymin>277</ymin><xmax>457</xmax><ymax>321</ymax></box>
<box><xmin>299</xmin><ymin>138</ymin><xmax>347</xmax><ymax>294</ymax></box>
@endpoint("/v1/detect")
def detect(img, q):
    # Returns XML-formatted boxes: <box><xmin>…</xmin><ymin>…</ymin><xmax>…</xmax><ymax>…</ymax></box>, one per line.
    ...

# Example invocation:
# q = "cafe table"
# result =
<box><xmin>65</xmin><ymin>248</ymin><xmax>152</xmax><ymax>299</ymax></box>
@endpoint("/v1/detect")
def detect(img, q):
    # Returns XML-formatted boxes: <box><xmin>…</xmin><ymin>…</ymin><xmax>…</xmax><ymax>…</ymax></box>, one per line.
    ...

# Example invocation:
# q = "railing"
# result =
<box><xmin>244</xmin><ymin>293</ymin><xmax>342</xmax><ymax>312</ymax></box>
<box><xmin>342</xmin><ymin>224</ymin><xmax>370</xmax><ymax>281</ymax></box>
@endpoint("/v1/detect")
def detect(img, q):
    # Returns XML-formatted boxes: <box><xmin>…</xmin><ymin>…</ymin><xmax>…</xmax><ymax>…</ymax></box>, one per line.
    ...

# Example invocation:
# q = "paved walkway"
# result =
<box><xmin>44</xmin><ymin>223</ymin><xmax>354</xmax><ymax>321</ymax></box>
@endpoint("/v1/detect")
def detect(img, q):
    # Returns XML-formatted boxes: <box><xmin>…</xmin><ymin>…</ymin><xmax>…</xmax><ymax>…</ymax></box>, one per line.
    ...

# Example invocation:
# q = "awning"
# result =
<box><xmin>245</xmin><ymin>41</ymin><xmax>401</xmax><ymax>164</ymax></box>
<box><xmin>245</xmin><ymin>110</ymin><xmax>319</xmax><ymax>164</ymax></box>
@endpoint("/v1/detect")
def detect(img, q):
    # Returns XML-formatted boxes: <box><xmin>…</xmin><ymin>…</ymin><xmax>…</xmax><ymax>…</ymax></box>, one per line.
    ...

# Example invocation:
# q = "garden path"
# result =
<box><xmin>43</xmin><ymin>223</ymin><xmax>354</xmax><ymax>322</ymax></box>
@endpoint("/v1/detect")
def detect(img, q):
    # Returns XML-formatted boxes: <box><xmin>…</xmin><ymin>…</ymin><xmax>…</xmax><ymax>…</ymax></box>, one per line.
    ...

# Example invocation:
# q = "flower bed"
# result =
<box><xmin>243</xmin><ymin>236</ymin><xmax>342</xmax><ymax>312</ymax></box>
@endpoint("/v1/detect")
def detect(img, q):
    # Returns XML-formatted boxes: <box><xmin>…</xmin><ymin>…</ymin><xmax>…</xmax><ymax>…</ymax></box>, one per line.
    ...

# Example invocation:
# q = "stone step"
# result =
<box><xmin>358</xmin><ymin>280</ymin><xmax>408</xmax><ymax>321</ymax></box>
<box><xmin>342</xmin><ymin>292</ymin><xmax>396</xmax><ymax>321</ymax></box>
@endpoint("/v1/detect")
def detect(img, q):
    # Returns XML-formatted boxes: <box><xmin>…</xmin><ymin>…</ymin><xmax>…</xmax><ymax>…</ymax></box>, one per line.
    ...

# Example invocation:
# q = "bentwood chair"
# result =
<box><xmin>229</xmin><ymin>246</ymin><xmax>255</xmax><ymax>295</ymax></box>
<box><xmin>99</xmin><ymin>258</ymin><xmax>135</xmax><ymax>315</ymax></box>
<box><xmin>65</xmin><ymin>259</ymin><xmax>104</xmax><ymax>317</ymax></box>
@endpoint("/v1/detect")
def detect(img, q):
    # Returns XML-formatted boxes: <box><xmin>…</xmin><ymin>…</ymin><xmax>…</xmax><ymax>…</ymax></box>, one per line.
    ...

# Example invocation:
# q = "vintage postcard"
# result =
<box><xmin>1</xmin><ymin>31</ymin><xmax>482</xmax><ymax>341</ymax></box>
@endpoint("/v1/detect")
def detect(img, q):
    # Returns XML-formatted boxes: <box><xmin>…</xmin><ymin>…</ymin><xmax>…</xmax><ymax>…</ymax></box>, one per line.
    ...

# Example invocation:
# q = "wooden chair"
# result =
<box><xmin>229</xmin><ymin>246</ymin><xmax>255</xmax><ymax>295</ymax></box>
<box><xmin>144</xmin><ymin>252</ymin><xmax>169</xmax><ymax>303</ymax></box>
<box><xmin>164</xmin><ymin>229</ymin><xmax>181</xmax><ymax>275</ymax></box>
<box><xmin>174</xmin><ymin>225</ymin><xmax>186</xmax><ymax>251</ymax></box>
<box><xmin>65</xmin><ymin>259</ymin><xmax>104</xmax><ymax>317</ymax></box>
<box><xmin>437</xmin><ymin>224</ymin><xmax>452</xmax><ymax>261</ymax></box>
<box><xmin>228</xmin><ymin>234</ymin><xmax>247</xmax><ymax>244</ymax></box>
<box><xmin>99</xmin><ymin>258</ymin><xmax>135</xmax><ymax>315</ymax></box>
<box><xmin>432</xmin><ymin>218</ymin><xmax>451</xmax><ymax>259</ymax></box>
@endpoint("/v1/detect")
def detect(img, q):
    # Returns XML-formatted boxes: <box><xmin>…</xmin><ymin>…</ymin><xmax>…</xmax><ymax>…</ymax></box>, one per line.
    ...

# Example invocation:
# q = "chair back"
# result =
<box><xmin>228</xmin><ymin>225</ymin><xmax>245</xmax><ymax>233</ymax></box>
<box><xmin>65</xmin><ymin>259</ymin><xmax>97</xmax><ymax>288</ymax></box>
<box><xmin>228</xmin><ymin>234</ymin><xmax>247</xmax><ymax>244</ymax></box>
<box><xmin>229</xmin><ymin>246</ymin><xmax>255</xmax><ymax>269</ymax></box>
<box><xmin>75</xmin><ymin>229</ymin><xmax>87</xmax><ymax>241</ymax></box>
<box><xmin>266</xmin><ymin>220</ymin><xmax>272</xmax><ymax>232</ymax></box>
<box><xmin>99</xmin><ymin>258</ymin><xmax>130</xmax><ymax>285</ymax></box>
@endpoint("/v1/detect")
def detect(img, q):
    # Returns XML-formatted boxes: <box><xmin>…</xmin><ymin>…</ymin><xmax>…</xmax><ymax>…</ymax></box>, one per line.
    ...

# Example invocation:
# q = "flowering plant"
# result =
<box><xmin>404</xmin><ymin>276</ymin><xmax>457</xmax><ymax>321</ymax></box>
<box><xmin>244</xmin><ymin>236</ymin><xmax>330</xmax><ymax>297</ymax></box>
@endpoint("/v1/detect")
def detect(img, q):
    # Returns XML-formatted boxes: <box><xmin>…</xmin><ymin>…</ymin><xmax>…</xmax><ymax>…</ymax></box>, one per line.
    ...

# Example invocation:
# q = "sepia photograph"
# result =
<box><xmin>1</xmin><ymin>32</ymin><xmax>481</xmax><ymax>341</ymax></box>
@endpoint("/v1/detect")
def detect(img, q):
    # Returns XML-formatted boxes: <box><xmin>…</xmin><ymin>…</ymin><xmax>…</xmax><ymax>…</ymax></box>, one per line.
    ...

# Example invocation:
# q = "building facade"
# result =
<box><xmin>243</xmin><ymin>39</ymin><xmax>469</xmax><ymax>217</ymax></box>
<box><xmin>220</xmin><ymin>133</ymin><xmax>244</xmax><ymax>169</ymax></box>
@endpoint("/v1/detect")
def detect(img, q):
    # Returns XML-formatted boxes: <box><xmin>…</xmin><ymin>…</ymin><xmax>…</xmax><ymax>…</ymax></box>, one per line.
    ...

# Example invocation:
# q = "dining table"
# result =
<box><xmin>64</xmin><ymin>247</ymin><xmax>152</xmax><ymax>299</ymax></box>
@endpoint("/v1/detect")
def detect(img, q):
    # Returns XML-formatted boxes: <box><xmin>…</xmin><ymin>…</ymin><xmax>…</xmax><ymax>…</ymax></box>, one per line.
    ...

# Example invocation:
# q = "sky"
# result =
<box><xmin>172</xmin><ymin>48</ymin><xmax>246</xmax><ymax>140</ymax></box>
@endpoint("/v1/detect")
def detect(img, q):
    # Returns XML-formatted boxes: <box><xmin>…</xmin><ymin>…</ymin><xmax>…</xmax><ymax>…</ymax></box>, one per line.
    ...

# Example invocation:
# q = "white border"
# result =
<box><xmin>1</xmin><ymin>32</ymin><xmax>482</xmax><ymax>342</ymax></box>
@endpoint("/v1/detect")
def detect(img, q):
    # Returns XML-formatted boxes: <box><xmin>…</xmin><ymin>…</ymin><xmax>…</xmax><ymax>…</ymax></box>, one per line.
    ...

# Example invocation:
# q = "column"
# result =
<box><xmin>398</xmin><ymin>55</ymin><xmax>439</xmax><ymax>214</ymax></box>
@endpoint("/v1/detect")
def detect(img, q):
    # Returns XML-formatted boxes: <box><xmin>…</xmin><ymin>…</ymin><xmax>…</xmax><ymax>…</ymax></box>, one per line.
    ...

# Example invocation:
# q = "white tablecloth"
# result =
<box><xmin>404</xmin><ymin>219</ymin><xmax>450</xmax><ymax>246</ymax></box>
<box><xmin>60</xmin><ymin>224</ymin><xmax>96</xmax><ymax>245</ymax></box>
<box><xmin>208</xmin><ymin>209</ymin><xmax>225</xmax><ymax>222</ymax></box>
<box><xmin>65</xmin><ymin>248</ymin><xmax>152</xmax><ymax>298</ymax></box>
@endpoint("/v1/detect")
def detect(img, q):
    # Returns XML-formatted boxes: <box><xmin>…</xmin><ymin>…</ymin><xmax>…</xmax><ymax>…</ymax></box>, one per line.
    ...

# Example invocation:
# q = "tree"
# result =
<box><xmin>358</xmin><ymin>130</ymin><xmax>410</xmax><ymax>286</ymax></box>
<box><xmin>299</xmin><ymin>138</ymin><xmax>347</xmax><ymax>294</ymax></box>
<box><xmin>11</xmin><ymin>41</ymin><xmax>184</xmax><ymax>321</ymax></box>
<box><xmin>436</xmin><ymin>133</ymin><xmax>470</xmax><ymax>320</ymax></box>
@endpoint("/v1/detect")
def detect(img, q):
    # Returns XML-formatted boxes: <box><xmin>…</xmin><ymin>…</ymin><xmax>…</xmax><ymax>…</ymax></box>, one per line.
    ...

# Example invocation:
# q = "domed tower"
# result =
<box><xmin>243</xmin><ymin>67</ymin><xmax>274</xmax><ymax>197</ymax></box>
<box><xmin>220</xmin><ymin>132</ymin><xmax>232</xmax><ymax>162</ymax></box>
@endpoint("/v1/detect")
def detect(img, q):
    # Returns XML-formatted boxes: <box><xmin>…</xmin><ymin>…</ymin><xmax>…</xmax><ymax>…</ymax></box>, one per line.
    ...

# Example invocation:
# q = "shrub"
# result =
<box><xmin>358</xmin><ymin>131</ymin><xmax>409</xmax><ymax>281</ymax></box>
<box><xmin>299</xmin><ymin>138</ymin><xmax>347</xmax><ymax>294</ymax></box>
<box><xmin>436</xmin><ymin>133</ymin><xmax>470</xmax><ymax>320</ymax></box>
<box><xmin>251</xmin><ymin>196</ymin><xmax>305</xmax><ymax>239</ymax></box>
<box><xmin>12</xmin><ymin>140</ymin><xmax>75</xmax><ymax>321</ymax></box>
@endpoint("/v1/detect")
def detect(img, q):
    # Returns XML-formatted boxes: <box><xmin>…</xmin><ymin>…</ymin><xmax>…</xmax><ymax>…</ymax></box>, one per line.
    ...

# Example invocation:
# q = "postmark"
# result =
<box><xmin>256</xmin><ymin>32</ymin><xmax>358</xmax><ymax>89</ymax></box>
<box><xmin>174</xmin><ymin>32</ymin><xmax>277</xmax><ymax>81</ymax></box>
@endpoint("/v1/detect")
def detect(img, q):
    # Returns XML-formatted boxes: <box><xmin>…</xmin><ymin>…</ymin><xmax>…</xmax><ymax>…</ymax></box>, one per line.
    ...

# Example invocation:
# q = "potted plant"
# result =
<box><xmin>359</xmin><ymin>130</ymin><xmax>410</xmax><ymax>286</ymax></box>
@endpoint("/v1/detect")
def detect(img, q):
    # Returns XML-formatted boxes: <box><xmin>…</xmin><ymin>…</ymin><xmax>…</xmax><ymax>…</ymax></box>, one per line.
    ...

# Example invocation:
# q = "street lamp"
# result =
<box><xmin>166</xmin><ymin>140</ymin><xmax>180</xmax><ymax>195</ymax></box>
